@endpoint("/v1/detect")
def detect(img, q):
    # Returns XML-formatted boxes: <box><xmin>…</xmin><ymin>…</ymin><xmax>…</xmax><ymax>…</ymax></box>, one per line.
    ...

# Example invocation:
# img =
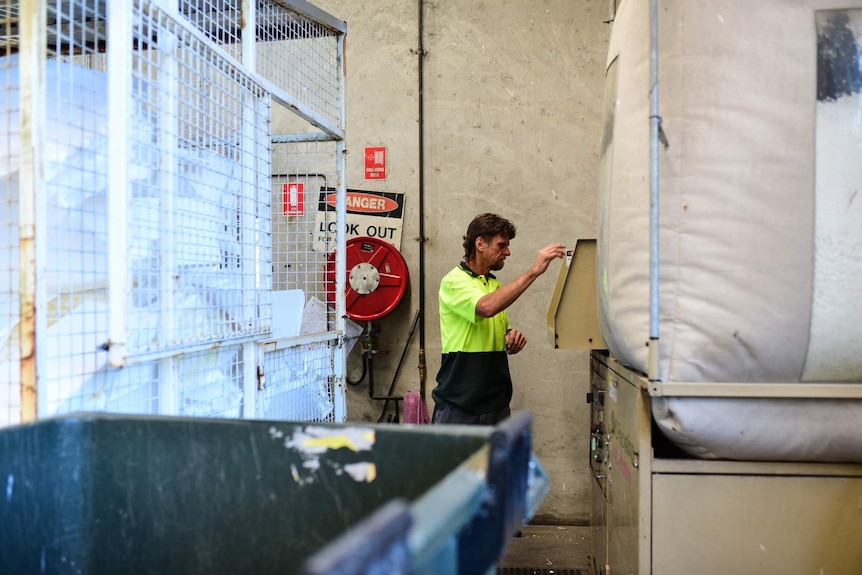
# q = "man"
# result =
<box><xmin>432</xmin><ymin>213</ymin><xmax>566</xmax><ymax>425</ymax></box>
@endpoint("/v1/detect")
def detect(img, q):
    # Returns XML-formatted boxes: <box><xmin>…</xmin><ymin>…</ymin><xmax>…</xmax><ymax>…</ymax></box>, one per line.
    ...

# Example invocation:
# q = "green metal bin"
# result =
<box><xmin>0</xmin><ymin>411</ymin><xmax>547</xmax><ymax>575</ymax></box>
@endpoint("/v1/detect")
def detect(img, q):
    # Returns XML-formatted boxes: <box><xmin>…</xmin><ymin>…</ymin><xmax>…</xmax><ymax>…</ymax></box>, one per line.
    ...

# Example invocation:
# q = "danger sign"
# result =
<box><xmin>314</xmin><ymin>188</ymin><xmax>405</xmax><ymax>253</ymax></box>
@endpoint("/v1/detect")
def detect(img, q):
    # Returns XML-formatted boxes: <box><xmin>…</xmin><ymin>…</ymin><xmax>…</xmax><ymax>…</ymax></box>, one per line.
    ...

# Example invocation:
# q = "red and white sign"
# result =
<box><xmin>323</xmin><ymin>191</ymin><xmax>399</xmax><ymax>214</ymax></box>
<box><xmin>283</xmin><ymin>182</ymin><xmax>305</xmax><ymax>216</ymax></box>
<box><xmin>313</xmin><ymin>188</ymin><xmax>405</xmax><ymax>253</ymax></box>
<box><xmin>364</xmin><ymin>146</ymin><xmax>386</xmax><ymax>180</ymax></box>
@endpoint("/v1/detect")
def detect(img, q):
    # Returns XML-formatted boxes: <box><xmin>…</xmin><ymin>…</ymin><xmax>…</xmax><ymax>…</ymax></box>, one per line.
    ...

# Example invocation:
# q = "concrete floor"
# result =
<box><xmin>496</xmin><ymin>524</ymin><xmax>591</xmax><ymax>574</ymax></box>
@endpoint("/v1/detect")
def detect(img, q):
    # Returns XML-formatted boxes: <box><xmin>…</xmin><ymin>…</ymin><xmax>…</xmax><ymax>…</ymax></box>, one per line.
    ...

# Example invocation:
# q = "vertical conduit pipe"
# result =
<box><xmin>417</xmin><ymin>0</ymin><xmax>428</xmax><ymax>399</ymax></box>
<box><xmin>648</xmin><ymin>0</ymin><xmax>660</xmax><ymax>382</ymax></box>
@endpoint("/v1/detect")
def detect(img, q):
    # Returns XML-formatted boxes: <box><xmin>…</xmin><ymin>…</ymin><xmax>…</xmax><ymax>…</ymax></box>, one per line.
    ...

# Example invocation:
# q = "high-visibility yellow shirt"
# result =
<box><xmin>433</xmin><ymin>262</ymin><xmax>512</xmax><ymax>414</ymax></box>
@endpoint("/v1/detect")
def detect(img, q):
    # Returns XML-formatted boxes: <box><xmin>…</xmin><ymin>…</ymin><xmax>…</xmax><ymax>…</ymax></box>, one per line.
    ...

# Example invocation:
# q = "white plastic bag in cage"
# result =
<box><xmin>0</xmin><ymin>317</ymin><xmax>20</xmax><ymax>427</ymax></box>
<box><xmin>261</xmin><ymin>382</ymin><xmax>334</xmax><ymax>422</ymax></box>
<box><xmin>0</xmin><ymin>56</ymin><xmax>153</xmax><ymax>197</ymax></box>
<box><xmin>40</xmin><ymin>299</ymin><xmax>158</xmax><ymax>417</ymax></box>
<box><xmin>177</xmin><ymin>346</ymin><xmax>243</xmax><ymax>418</ymax></box>
<box><xmin>343</xmin><ymin>317</ymin><xmax>364</xmax><ymax>357</ymax></box>
<box><xmin>49</xmin><ymin>361</ymin><xmax>159</xmax><ymax>417</ymax></box>
<box><xmin>125</xmin><ymin>289</ymin><xmax>246</xmax><ymax>351</ymax></box>
<box><xmin>300</xmin><ymin>296</ymin><xmax>329</xmax><ymax>334</ymax></box>
<box><xmin>101</xmin><ymin>148</ymin><xmax>243</xmax><ymax>267</ymax></box>
<box><xmin>297</xmin><ymin>296</ymin><xmax>362</xmax><ymax>354</ymax></box>
<box><xmin>0</xmin><ymin>56</ymin><xmax>105</xmax><ymax>182</ymax></box>
<box><xmin>0</xmin><ymin>55</ymin><xmax>155</xmax><ymax>302</ymax></box>
<box><xmin>260</xmin><ymin>343</ymin><xmax>334</xmax><ymax>422</ymax></box>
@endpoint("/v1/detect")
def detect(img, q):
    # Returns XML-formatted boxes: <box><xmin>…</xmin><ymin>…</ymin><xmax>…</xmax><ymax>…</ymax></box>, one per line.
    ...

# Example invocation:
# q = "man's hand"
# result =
<box><xmin>530</xmin><ymin>243</ymin><xmax>567</xmax><ymax>276</ymax></box>
<box><xmin>506</xmin><ymin>329</ymin><xmax>527</xmax><ymax>355</ymax></box>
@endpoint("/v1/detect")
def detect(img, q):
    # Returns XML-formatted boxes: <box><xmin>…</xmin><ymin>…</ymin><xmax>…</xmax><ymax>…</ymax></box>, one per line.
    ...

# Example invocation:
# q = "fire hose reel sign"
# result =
<box><xmin>283</xmin><ymin>182</ymin><xmax>304</xmax><ymax>216</ymax></box>
<box><xmin>364</xmin><ymin>146</ymin><xmax>386</xmax><ymax>180</ymax></box>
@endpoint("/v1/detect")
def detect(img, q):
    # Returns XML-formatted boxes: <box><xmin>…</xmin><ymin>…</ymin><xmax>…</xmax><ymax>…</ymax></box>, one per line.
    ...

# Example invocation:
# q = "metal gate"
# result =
<box><xmin>0</xmin><ymin>0</ymin><xmax>347</xmax><ymax>427</ymax></box>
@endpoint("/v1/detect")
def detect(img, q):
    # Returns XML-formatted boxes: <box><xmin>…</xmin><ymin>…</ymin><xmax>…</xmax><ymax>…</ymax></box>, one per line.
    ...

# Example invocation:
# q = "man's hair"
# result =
<box><xmin>463</xmin><ymin>213</ymin><xmax>517</xmax><ymax>261</ymax></box>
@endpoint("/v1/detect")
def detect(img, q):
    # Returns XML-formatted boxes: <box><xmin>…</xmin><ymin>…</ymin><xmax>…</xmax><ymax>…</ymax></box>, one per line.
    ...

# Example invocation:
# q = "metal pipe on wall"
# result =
<box><xmin>648</xmin><ymin>0</ymin><xmax>660</xmax><ymax>382</ymax></box>
<box><xmin>417</xmin><ymin>0</ymin><xmax>428</xmax><ymax>399</ymax></box>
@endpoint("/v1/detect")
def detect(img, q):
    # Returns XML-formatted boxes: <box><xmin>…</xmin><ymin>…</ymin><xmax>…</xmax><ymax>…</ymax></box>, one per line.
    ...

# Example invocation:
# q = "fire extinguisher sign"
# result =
<box><xmin>314</xmin><ymin>188</ymin><xmax>405</xmax><ymax>253</ymax></box>
<box><xmin>283</xmin><ymin>182</ymin><xmax>305</xmax><ymax>216</ymax></box>
<box><xmin>364</xmin><ymin>146</ymin><xmax>386</xmax><ymax>180</ymax></box>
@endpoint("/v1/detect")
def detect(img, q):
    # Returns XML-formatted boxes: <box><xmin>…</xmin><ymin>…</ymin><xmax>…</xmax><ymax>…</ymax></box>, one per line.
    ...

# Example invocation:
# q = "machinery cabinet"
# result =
<box><xmin>589</xmin><ymin>352</ymin><xmax>862</xmax><ymax>575</ymax></box>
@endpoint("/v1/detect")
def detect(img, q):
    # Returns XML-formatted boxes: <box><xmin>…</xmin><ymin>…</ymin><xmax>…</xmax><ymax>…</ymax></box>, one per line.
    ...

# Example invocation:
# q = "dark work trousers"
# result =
<box><xmin>431</xmin><ymin>399</ymin><xmax>510</xmax><ymax>426</ymax></box>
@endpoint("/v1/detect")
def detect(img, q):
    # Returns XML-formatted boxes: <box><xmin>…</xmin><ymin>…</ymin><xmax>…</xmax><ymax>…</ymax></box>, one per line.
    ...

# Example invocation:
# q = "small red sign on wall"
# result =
<box><xmin>283</xmin><ymin>182</ymin><xmax>305</xmax><ymax>216</ymax></box>
<box><xmin>364</xmin><ymin>146</ymin><xmax>386</xmax><ymax>180</ymax></box>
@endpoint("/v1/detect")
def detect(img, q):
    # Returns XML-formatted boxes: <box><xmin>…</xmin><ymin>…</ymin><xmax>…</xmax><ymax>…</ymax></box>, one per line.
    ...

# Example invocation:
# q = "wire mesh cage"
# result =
<box><xmin>179</xmin><ymin>0</ymin><xmax>342</xmax><ymax>126</ymax></box>
<box><xmin>271</xmin><ymin>139</ymin><xmax>340</xmax><ymax>315</ymax></box>
<box><xmin>108</xmin><ymin>0</ymin><xmax>274</xmax><ymax>361</ymax></box>
<box><xmin>0</xmin><ymin>0</ymin><xmax>346</xmax><ymax>427</ymax></box>
<box><xmin>257</xmin><ymin>338</ymin><xmax>335</xmax><ymax>422</ymax></box>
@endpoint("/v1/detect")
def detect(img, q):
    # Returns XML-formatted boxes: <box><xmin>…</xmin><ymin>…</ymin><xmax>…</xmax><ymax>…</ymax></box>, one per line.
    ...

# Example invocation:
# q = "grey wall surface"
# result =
<box><xmin>294</xmin><ymin>0</ymin><xmax>609</xmax><ymax>524</ymax></box>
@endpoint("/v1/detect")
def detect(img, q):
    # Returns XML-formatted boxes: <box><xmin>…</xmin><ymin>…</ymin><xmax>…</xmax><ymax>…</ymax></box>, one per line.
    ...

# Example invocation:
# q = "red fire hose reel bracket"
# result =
<box><xmin>325</xmin><ymin>236</ymin><xmax>410</xmax><ymax>321</ymax></box>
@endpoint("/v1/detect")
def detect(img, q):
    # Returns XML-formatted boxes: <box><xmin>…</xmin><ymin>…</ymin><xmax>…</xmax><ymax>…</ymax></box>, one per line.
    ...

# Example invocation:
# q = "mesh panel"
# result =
<box><xmin>121</xmin><ymin>1</ymin><xmax>272</xmax><ymax>358</ymax></box>
<box><xmin>0</xmin><ymin>1</ymin><xmax>19</xmax><ymax>426</ymax></box>
<box><xmin>270</xmin><ymin>139</ymin><xmax>339</xmax><ymax>334</ymax></box>
<box><xmin>178</xmin><ymin>0</ymin><xmax>243</xmax><ymax>49</ymax></box>
<box><xmin>175</xmin><ymin>345</ymin><xmax>244</xmax><ymax>418</ymax></box>
<box><xmin>255</xmin><ymin>0</ymin><xmax>341</xmax><ymax>127</ymax></box>
<box><xmin>0</xmin><ymin>0</ymin><xmax>345</xmax><ymax>426</ymax></box>
<box><xmin>38</xmin><ymin>0</ymin><xmax>111</xmax><ymax>421</ymax></box>
<box><xmin>176</xmin><ymin>0</ymin><xmax>342</xmax><ymax>129</ymax></box>
<box><xmin>41</xmin><ymin>360</ymin><xmax>160</xmax><ymax>418</ymax></box>
<box><xmin>259</xmin><ymin>339</ymin><xmax>335</xmax><ymax>422</ymax></box>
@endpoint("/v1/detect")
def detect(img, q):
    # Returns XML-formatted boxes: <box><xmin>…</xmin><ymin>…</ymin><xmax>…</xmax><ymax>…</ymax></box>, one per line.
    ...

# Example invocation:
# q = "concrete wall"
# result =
<box><xmin>298</xmin><ymin>0</ymin><xmax>609</xmax><ymax>524</ymax></box>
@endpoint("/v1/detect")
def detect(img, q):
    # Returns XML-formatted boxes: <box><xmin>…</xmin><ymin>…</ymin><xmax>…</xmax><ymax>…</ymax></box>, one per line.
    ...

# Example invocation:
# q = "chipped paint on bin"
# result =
<box><xmin>276</xmin><ymin>425</ymin><xmax>378</xmax><ymax>485</ymax></box>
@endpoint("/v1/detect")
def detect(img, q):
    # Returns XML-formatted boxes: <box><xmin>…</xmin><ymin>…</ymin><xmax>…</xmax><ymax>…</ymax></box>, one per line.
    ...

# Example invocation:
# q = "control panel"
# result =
<box><xmin>588</xmin><ymin>352</ymin><xmax>609</xmax><ymax>493</ymax></box>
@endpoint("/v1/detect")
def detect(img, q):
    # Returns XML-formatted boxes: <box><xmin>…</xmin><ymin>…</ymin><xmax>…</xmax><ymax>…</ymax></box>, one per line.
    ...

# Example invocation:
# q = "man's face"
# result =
<box><xmin>481</xmin><ymin>234</ymin><xmax>511</xmax><ymax>271</ymax></box>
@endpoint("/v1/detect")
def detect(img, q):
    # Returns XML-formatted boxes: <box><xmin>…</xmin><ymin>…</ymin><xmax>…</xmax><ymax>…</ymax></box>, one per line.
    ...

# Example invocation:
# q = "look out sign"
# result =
<box><xmin>314</xmin><ymin>188</ymin><xmax>405</xmax><ymax>253</ymax></box>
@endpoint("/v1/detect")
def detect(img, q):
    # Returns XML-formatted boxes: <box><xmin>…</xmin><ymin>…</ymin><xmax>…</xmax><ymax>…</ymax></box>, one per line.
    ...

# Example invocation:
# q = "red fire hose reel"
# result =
<box><xmin>325</xmin><ymin>236</ymin><xmax>410</xmax><ymax>321</ymax></box>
